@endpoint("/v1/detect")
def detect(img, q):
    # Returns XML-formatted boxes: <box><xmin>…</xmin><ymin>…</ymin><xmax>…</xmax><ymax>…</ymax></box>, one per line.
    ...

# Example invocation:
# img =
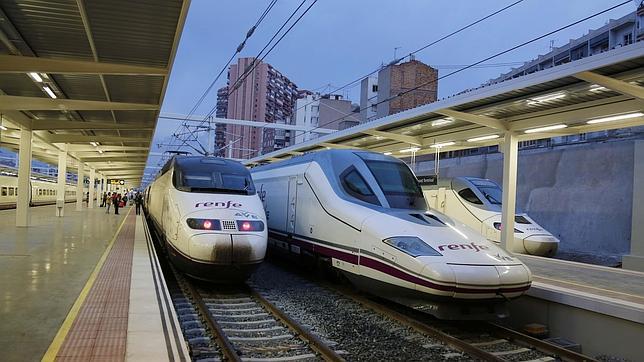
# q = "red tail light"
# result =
<box><xmin>186</xmin><ymin>218</ymin><xmax>221</xmax><ymax>230</ymax></box>
<box><xmin>236</xmin><ymin>220</ymin><xmax>264</xmax><ymax>232</ymax></box>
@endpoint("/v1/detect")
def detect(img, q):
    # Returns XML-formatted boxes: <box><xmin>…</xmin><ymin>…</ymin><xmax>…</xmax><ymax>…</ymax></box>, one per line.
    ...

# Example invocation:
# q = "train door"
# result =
<box><xmin>287</xmin><ymin>176</ymin><xmax>298</xmax><ymax>234</ymax></box>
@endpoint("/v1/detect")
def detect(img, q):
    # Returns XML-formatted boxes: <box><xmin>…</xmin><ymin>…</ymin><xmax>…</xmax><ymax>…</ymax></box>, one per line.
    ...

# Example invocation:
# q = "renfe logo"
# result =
<box><xmin>437</xmin><ymin>242</ymin><xmax>490</xmax><ymax>252</ymax></box>
<box><xmin>195</xmin><ymin>201</ymin><xmax>242</xmax><ymax>208</ymax></box>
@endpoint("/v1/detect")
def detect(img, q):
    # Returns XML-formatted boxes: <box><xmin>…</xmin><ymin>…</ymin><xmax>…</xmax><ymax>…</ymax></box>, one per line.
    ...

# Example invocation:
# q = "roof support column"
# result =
<box><xmin>500</xmin><ymin>131</ymin><xmax>519</xmax><ymax>252</ymax></box>
<box><xmin>623</xmin><ymin>140</ymin><xmax>644</xmax><ymax>271</ymax></box>
<box><xmin>76</xmin><ymin>165</ymin><xmax>84</xmax><ymax>211</ymax></box>
<box><xmin>88</xmin><ymin>168</ymin><xmax>95</xmax><ymax>208</ymax></box>
<box><xmin>16</xmin><ymin>128</ymin><xmax>32</xmax><ymax>227</ymax></box>
<box><xmin>55</xmin><ymin>144</ymin><xmax>67</xmax><ymax>217</ymax></box>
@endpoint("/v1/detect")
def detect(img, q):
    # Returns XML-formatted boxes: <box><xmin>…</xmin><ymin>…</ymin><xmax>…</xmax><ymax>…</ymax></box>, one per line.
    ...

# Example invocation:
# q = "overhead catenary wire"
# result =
<box><xmin>160</xmin><ymin>0</ymin><xmax>278</xmax><ymax>160</ymax></box>
<box><xmin>286</xmin><ymin>0</ymin><xmax>528</xmax><ymax>144</ymax></box>
<box><xmin>293</xmin><ymin>0</ymin><xmax>632</xmax><ymax>147</ymax></box>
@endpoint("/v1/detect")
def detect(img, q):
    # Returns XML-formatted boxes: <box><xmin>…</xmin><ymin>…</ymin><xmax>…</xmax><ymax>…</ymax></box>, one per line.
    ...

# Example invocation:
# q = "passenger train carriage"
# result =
<box><xmin>144</xmin><ymin>156</ymin><xmax>267</xmax><ymax>282</ymax></box>
<box><xmin>0</xmin><ymin>168</ymin><xmax>83</xmax><ymax>209</ymax></box>
<box><xmin>419</xmin><ymin>176</ymin><xmax>559</xmax><ymax>257</ymax></box>
<box><xmin>251</xmin><ymin>150</ymin><xmax>532</xmax><ymax>319</ymax></box>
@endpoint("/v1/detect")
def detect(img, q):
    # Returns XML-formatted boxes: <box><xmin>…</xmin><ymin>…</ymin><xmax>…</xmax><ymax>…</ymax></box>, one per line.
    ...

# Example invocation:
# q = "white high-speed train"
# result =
<box><xmin>145</xmin><ymin>156</ymin><xmax>267</xmax><ymax>282</ymax></box>
<box><xmin>0</xmin><ymin>167</ymin><xmax>83</xmax><ymax>209</ymax></box>
<box><xmin>251</xmin><ymin>150</ymin><xmax>532</xmax><ymax>319</ymax></box>
<box><xmin>419</xmin><ymin>176</ymin><xmax>559</xmax><ymax>257</ymax></box>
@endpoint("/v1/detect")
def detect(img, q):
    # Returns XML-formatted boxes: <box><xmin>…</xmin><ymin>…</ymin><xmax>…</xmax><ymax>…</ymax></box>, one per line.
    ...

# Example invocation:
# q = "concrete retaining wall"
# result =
<box><xmin>416</xmin><ymin>140</ymin><xmax>636</xmax><ymax>257</ymax></box>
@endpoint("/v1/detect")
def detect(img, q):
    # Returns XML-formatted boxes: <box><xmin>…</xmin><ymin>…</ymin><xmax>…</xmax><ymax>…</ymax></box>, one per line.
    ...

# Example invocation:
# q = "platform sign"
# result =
<box><xmin>417</xmin><ymin>175</ymin><xmax>438</xmax><ymax>186</ymax></box>
<box><xmin>108</xmin><ymin>179</ymin><xmax>125</xmax><ymax>185</ymax></box>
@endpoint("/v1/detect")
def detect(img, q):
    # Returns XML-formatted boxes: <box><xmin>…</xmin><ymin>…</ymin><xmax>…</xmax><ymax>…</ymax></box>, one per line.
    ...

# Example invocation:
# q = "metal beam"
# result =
<box><xmin>319</xmin><ymin>142</ymin><xmax>356</xmax><ymax>150</ymax></box>
<box><xmin>66</xmin><ymin>145</ymin><xmax>150</xmax><ymax>152</ymax></box>
<box><xmin>0</xmin><ymin>95</ymin><xmax>159</xmax><ymax>111</ymax></box>
<box><xmin>81</xmin><ymin>156</ymin><xmax>146</xmax><ymax>163</ymax></box>
<box><xmin>0</xmin><ymin>54</ymin><xmax>167</xmax><ymax>75</ymax></box>
<box><xmin>574</xmin><ymin>71</ymin><xmax>644</xmax><ymax>100</ymax></box>
<box><xmin>362</xmin><ymin>129</ymin><xmax>423</xmax><ymax>146</ymax></box>
<box><xmin>161</xmin><ymin>113</ymin><xmax>336</xmax><ymax>134</ymax></box>
<box><xmin>47</xmin><ymin>135</ymin><xmax>150</xmax><ymax>143</ymax></box>
<box><xmin>435</xmin><ymin>109</ymin><xmax>508</xmax><ymax>130</ymax></box>
<box><xmin>31</xmin><ymin>119</ymin><xmax>153</xmax><ymax>130</ymax></box>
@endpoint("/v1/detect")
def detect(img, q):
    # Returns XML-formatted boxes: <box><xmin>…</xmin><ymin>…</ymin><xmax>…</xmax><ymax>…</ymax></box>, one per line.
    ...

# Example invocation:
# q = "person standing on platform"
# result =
<box><xmin>105</xmin><ymin>192</ymin><xmax>112</xmax><ymax>214</ymax></box>
<box><xmin>135</xmin><ymin>192</ymin><xmax>142</xmax><ymax>215</ymax></box>
<box><xmin>122</xmin><ymin>194</ymin><xmax>128</xmax><ymax>207</ymax></box>
<box><xmin>100</xmin><ymin>192</ymin><xmax>106</xmax><ymax>207</ymax></box>
<box><xmin>113</xmin><ymin>193</ymin><xmax>120</xmax><ymax>215</ymax></box>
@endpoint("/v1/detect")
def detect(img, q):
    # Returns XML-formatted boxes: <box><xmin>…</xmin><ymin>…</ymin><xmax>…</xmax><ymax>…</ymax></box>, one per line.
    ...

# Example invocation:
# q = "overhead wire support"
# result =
<box><xmin>293</xmin><ymin>0</ymin><xmax>632</xmax><ymax>146</ymax></box>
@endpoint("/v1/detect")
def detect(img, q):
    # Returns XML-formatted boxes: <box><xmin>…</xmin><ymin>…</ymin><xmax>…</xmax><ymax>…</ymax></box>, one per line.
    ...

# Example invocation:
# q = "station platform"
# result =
<box><xmin>507</xmin><ymin>254</ymin><xmax>644</xmax><ymax>360</ymax></box>
<box><xmin>0</xmin><ymin>204</ymin><xmax>188</xmax><ymax>361</ymax></box>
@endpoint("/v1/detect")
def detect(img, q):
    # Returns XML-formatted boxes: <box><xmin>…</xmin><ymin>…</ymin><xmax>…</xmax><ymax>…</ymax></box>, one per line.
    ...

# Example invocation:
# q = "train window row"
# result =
<box><xmin>1</xmin><ymin>186</ymin><xmax>18</xmax><ymax>197</ymax></box>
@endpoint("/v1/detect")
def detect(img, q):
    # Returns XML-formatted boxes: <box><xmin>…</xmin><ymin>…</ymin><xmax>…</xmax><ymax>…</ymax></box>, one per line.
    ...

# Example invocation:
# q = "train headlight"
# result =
<box><xmin>186</xmin><ymin>218</ymin><xmax>221</xmax><ymax>230</ymax></box>
<box><xmin>493</xmin><ymin>222</ymin><xmax>523</xmax><ymax>233</ymax></box>
<box><xmin>383</xmin><ymin>236</ymin><xmax>442</xmax><ymax>257</ymax></box>
<box><xmin>236</xmin><ymin>220</ymin><xmax>264</xmax><ymax>232</ymax></box>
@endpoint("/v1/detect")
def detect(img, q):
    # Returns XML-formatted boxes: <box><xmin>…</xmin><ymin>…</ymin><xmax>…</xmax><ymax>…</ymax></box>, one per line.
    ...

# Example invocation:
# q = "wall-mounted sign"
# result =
<box><xmin>417</xmin><ymin>175</ymin><xmax>438</xmax><ymax>186</ymax></box>
<box><xmin>108</xmin><ymin>179</ymin><xmax>125</xmax><ymax>185</ymax></box>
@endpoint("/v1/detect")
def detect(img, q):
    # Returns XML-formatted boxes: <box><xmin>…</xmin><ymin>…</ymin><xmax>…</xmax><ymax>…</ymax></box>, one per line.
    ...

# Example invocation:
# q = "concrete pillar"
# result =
<box><xmin>76</xmin><ymin>165</ymin><xmax>84</xmax><ymax>211</ymax></box>
<box><xmin>55</xmin><ymin>144</ymin><xmax>67</xmax><ymax>217</ymax></box>
<box><xmin>500</xmin><ymin>132</ymin><xmax>519</xmax><ymax>252</ymax></box>
<box><xmin>16</xmin><ymin>128</ymin><xmax>32</xmax><ymax>227</ymax></box>
<box><xmin>624</xmin><ymin>140</ymin><xmax>644</xmax><ymax>271</ymax></box>
<box><xmin>88</xmin><ymin>168</ymin><xmax>95</xmax><ymax>208</ymax></box>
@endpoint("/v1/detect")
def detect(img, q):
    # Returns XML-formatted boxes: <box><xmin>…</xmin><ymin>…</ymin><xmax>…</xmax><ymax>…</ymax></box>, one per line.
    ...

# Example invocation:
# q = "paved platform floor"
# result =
<box><xmin>0</xmin><ymin>204</ymin><xmax>126</xmax><ymax>361</ymax></box>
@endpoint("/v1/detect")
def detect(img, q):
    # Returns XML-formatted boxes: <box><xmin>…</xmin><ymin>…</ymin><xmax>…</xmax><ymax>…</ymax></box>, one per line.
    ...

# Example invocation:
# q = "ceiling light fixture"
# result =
<box><xmin>90</xmin><ymin>141</ymin><xmax>99</xmax><ymax>147</ymax></box>
<box><xmin>0</xmin><ymin>125</ymin><xmax>7</xmax><ymax>131</ymax></box>
<box><xmin>524</xmin><ymin>124</ymin><xmax>567</xmax><ymax>134</ymax></box>
<box><xmin>97</xmin><ymin>149</ymin><xmax>104</xmax><ymax>154</ymax></box>
<box><xmin>400</xmin><ymin>147</ymin><xmax>421</xmax><ymax>153</ymax></box>
<box><xmin>467</xmin><ymin>134</ymin><xmax>500</xmax><ymax>142</ymax></box>
<box><xmin>431</xmin><ymin>118</ymin><xmax>453</xmax><ymax>127</ymax></box>
<box><xmin>526</xmin><ymin>91</ymin><xmax>566</xmax><ymax>105</ymax></box>
<box><xmin>430</xmin><ymin>141</ymin><xmax>456</xmax><ymax>148</ymax></box>
<box><xmin>383</xmin><ymin>152</ymin><xmax>392</xmax><ymax>155</ymax></box>
<box><xmin>589</xmin><ymin>84</ymin><xmax>607</xmax><ymax>92</ymax></box>
<box><xmin>28</xmin><ymin>72</ymin><xmax>43</xmax><ymax>82</ymax></box>
<box><xmin>586</xmin><ymin>112</ymin><xmax>644</xmax><ymax>124</ymax></box>
<box><xmin>43</xmin><ymin>86</ymin><xmax>57</xmax><ymax>99</ymax></box>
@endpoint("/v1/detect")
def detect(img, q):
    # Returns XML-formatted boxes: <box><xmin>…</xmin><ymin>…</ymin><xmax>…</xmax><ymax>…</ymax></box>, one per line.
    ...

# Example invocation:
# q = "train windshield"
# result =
<box><xmin>364</xmin><ymin>160</ymin><xmax>426</xmax><ymax>210</ymax></box>
<box><xmin>471</xmin><ymin>179</ymin><xmax>502</xmax><ymax>205</ymax></box>
<box><xmin>173</xmin><ymin>158</ymin><xmax>256</xmax><ymax>195</ymax></box>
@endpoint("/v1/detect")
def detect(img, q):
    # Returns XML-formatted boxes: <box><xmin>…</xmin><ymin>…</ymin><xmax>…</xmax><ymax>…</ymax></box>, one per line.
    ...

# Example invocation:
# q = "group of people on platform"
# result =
<box><xmin>100</xmin><ymin>190</ymin><xmax>143</xmax><ymax>215</ymax></box>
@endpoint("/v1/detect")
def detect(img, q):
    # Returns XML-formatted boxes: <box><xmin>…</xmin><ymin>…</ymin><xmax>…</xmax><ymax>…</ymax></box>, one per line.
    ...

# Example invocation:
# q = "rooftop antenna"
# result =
<box><xmin>549</xmin><ymin>39</ymin><xmax>556</xmax><ymax>51</ymax></box>
<box><xmin>393</xmin><ymin>46</ymin><xmax>402</xmax><ymax>62</ymax></box>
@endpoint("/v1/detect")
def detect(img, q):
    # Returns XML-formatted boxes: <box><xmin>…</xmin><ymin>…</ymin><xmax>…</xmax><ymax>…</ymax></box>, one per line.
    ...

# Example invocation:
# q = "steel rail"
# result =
<box><xmin>183</xmin><ymin>281</ymin><xmax>242</xmax><ymax>362</ymax></box>
<box><xmin>249</xmin><ymin>288</ymin><xmax>345</xmax><ymax>362</ymax></box>
<box><xmin>487</xmin><ymin>322</ymin><xmax>598</xmax><ymax>362</ymax></box>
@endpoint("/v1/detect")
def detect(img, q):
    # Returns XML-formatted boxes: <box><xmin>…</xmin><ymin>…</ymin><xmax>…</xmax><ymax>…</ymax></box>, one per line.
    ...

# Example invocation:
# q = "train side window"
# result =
<box><xmin>1</xmin><ymin>187</ymin><xmax>6</xmax><ymax>196</ymax></box>
<box><xmin>14</xmin><ymin>188</ymin><xmax>17</xmax><ymax>196</ymax></box>
<box><xmin>8</xmin><ymin>188</ymin><xmax>14</xmax><ymax>196</ymax></box>
<box><xmin>340</xmin><ymin>167</ymin><xmax>380</xmax><ymax>206</ymax></box>
<box><xmin>458</xmin><ymin>188</ymin><xmax>483</xmax><ymax>205</ymax></box>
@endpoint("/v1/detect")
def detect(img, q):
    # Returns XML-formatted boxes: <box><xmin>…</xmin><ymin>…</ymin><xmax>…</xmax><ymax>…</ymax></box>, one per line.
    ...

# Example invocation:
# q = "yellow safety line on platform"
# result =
<box><xmin>41</xmin><ymin>207</ymin><xmax>133</xmax><ymax>362</ymax></box>
<box><xmin>533</xmin><ymin>275</ymin><xmax>644</xmax><ymax>302</ymax></box>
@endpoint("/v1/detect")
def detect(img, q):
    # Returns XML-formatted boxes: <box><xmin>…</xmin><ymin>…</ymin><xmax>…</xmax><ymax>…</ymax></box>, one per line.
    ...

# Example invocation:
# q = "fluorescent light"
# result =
<box><xmin>526</xmin><ymin>91</ymin><xmax>566</xmax><ymax>105</ymax></box>
<box><xmin>467</xmin><ymin>134</ymin><xmax>500</xmax><ymax>142</ymax></box>
<box><xmin>97</xmin><ymin>149</ymin><xmax>104</xmax><ymax>154</ymax></box>
<box><xmin>0</xmin><ymin>125</ymin><xmax>7</xmax><ymax>131</ymax></box>
<box><xmin>400</xmin><ymin>147</ymin><xmax>420</xmax><ymax>153</ymax></box>
<box><xmin>28</xmin><ymin>72</ymin><xmax>43</xmax><ymax>82</ymax></box>
<box><xmin>587</xmin><ymin>112</ymin><xmax>644</xmax><ymax>124</ymax></box>
<box><xmin>90</xmin><ymin>142</ymin><xmax>98</xmax><ymax>147</ymax></box>
<box><xmin>430</xmin><ymin>141</ymin><xmax>456</xmax><ymax>148</ymax></box>
<box><xmin>589</xmin><ymin>84</ymin><xmax>607</xmax><ymax>92</ymax></box>
<box><xmin>524</xmin><ymin>124</ymin><xmax>567</xmax><ymax>134</ymax></box>
<box><xmin>431</xmin><ymin>118</ymin><xmax>453</xmax><ymax>127</ymax></box>
<box><xmin>43</xmin><ymin>86</ymin><xmax>57</xmax><ymax>99</ymax></box>
<box><xmin>383</xmin><ymin>152</ymin><xmax>392</xmax><ymax>155</ymax></box>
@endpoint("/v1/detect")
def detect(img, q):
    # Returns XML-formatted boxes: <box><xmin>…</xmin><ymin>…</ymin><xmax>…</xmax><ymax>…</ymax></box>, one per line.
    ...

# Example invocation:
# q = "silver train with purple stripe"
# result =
<box><xmin>251</xmin><ymin>150</ymin><xmax>532</xmax><ymax>319</ymax></box>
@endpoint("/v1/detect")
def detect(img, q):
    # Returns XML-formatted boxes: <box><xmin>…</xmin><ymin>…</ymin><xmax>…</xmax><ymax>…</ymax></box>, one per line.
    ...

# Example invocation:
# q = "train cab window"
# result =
<box><xmin>458</xmin><ymin>188</ymin><xmax>483</xmax><ymax>205</ymax></box>
<box><xmin>471</xmin><ymin>179</ymin><xmax>503</xmax><ymax>205</ymax></box>
<box><xmin>8</xmin><ymin>188</ymin><xmax>14</xmax><ymax>196</ymax></box>
<box><xmin>364</xmin><ymin>160</ymin><xmax>426</xmax><ymax>210</ymax></box>
<box><xmin>340</xmin><ymin>167</ymin><xmax>380</xmax><ymax>206</ymax></box>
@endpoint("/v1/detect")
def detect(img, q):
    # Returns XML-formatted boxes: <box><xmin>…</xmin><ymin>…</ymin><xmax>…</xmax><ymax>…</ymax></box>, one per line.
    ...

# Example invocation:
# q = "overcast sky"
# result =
<box><xmin>143</xmin><ymin>0</ymin><xmax>637</xmax><ymax>180</ymax></box>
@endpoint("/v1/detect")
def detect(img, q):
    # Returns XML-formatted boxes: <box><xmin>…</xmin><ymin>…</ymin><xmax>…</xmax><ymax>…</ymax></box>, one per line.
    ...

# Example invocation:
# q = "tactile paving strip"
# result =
<box><xmin>56</xmin><ymin>212</ymin><xmax>136</xmax><ymax>361</ymax></box>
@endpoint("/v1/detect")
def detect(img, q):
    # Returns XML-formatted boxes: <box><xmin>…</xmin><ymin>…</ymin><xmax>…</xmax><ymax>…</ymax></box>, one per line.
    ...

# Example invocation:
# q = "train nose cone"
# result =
<box><xmin>189</xmin><ymin>234</ymin><xmax>265</xmax><ymax>264</ymax></box>
<box><xmin>523</xmin><ymin>235</ymin><xmax>559</xmax><ymax>257</ymax></box>
<box><xmin>446</xmin><ymin>264</ymin><xmax>531</xmax><ymax>299</ymax></box>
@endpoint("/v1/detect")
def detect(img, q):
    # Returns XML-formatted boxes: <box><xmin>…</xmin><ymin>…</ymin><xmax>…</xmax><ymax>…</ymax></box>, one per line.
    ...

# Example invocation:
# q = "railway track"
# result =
<box><xmin>171</xmin><ymin>272</ymin><xmax>344</xmax><ymax>362</ymax></box>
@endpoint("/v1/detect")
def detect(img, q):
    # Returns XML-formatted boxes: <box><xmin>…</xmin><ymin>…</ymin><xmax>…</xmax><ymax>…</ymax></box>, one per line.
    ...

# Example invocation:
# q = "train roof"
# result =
<box><xmin>162</xmin><ymin>156</ymin><xmax>249</xmax><ymax>174</ymax></box>
<box><xmin>250</xmin><ymin>149</ymin><xmax>403</xmax><ymax>173</ymax></box>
